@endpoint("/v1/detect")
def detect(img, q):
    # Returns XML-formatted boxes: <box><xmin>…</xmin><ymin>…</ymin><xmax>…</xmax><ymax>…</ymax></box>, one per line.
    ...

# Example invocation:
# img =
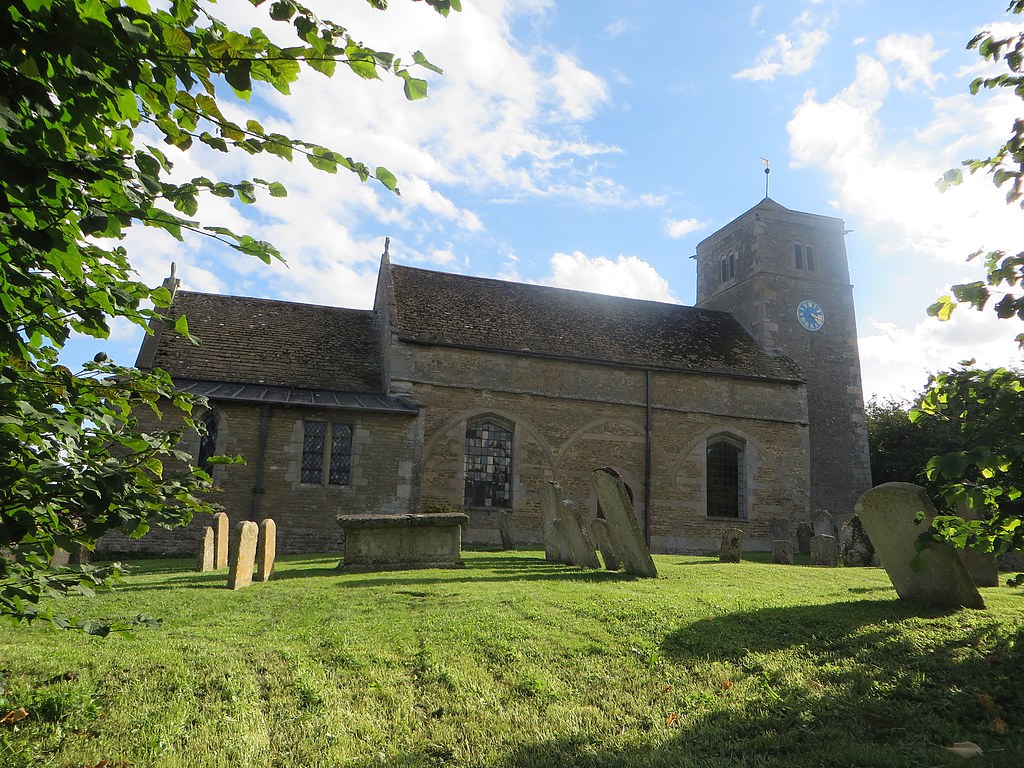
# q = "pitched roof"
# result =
<box><xmin>141</xmin><ymin>291</ymin><xmax>385</xmax><ymax>393</ymax></box>
<box><xmin>388</xmin><ymin>265</ymin><xmax>803</xmax><ymax>383</ymax></box>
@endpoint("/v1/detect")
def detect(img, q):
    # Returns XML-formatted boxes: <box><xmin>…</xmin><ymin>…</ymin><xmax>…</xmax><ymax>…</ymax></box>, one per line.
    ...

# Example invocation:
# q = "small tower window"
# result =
<box><xmin>805</xmin><ymin>245</ymin><xmax>815</xmax><ymax>271</ymax></box>
<box><xmin>794</xmin><ymin>243</ymin><xmax>804</xmax><ymax>270</ymax></box>
<box><xmin>729</xmin><ymin>252</ymin><xmax>737</xmax><ymax>280</ymax></box>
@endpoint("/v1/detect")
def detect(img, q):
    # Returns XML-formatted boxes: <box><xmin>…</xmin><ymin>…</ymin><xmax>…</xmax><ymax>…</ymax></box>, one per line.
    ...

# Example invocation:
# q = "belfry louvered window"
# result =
<box><xmin>464</xmin><ymin>419</ymin><xmax>513</xmax><ymax>508</ymax></box>
<box><xmin>301</xmin><ymin>420</ymin><xmax>352</xmax><ymax>486</ymax></box>
<box><xmin>706</xmin><ymin>435</ymin><xmax>745</xmax><ymax>518</ymax></box>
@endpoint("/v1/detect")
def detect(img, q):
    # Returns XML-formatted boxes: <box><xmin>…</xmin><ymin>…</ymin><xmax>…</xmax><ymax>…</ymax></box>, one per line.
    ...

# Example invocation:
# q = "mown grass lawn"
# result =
<box><xmin>1</xmin><ymin>550</ymin><xmax>1023</xmax><ymax>768</ymax></box>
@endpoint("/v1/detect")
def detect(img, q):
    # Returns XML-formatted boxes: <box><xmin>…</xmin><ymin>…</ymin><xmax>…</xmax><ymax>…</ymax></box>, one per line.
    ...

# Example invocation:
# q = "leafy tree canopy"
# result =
<box><xmin>0</xmin><ymin>0</ymin><xmax>457</xmax><ymax>632</ymax></box>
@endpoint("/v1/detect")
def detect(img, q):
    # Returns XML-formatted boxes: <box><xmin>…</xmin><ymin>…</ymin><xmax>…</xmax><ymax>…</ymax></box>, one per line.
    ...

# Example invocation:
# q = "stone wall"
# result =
<box><xmin>98</xmin><ymin>400</ymin><xmax>420</xmax><ymax>557</ymax></box>
<box><xmin>395</xmin><ymin>343</ymin><xmax>810</xmax><ymax>553</ymax></box>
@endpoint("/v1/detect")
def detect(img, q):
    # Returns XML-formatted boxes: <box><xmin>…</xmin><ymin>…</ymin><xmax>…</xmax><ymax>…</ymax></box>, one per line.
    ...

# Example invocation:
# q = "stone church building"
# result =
<box><xmin>100</xmin><ymin>198</ymin><xmax>872</xmax><ymax>556</ymax></box>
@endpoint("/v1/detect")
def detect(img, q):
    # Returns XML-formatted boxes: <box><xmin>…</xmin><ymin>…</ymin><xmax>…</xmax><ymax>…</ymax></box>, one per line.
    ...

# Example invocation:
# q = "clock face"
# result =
<box><xmin>797</xmin><ymin>300</ymin><xmax>825</xmax><ymax>331</ymax></box>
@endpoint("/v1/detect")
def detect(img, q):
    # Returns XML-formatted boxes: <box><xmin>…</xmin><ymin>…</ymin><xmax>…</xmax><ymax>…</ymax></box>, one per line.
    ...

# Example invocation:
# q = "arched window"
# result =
<box><xmin>197</xmin><ymin>410</ymin><xmax>219</xmax><ymax>470</ymax></box>
<box><xmin>706</xmin><ymin>435</ymin><xmax>745</xmax><ymax>518</ymax></box>
<box><xmin>794</xmin><ymin>242</ymin><xmax>804</xmax><ymax>270</ymax></box>
<box><xmin>805</xmin><ymin>245</ymin><xmax>815</xmax><ymax>271</ymax></box>
<box><xmin>464</xmin><ymin>418</ymin><xmax>513</xmax><ymax>508</ymax></box>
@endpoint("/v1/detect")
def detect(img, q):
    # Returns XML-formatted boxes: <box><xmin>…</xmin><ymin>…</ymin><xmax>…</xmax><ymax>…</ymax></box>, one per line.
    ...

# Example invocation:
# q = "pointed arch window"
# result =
<box><xmin>794</xmin><ymin>242</ymin><xmax>804</xmax><ymax>270</ymax></box>
<box><xmin>197</xmin><ymin>410</ymin><xmax>219</xmax><ymax>470</ymax></box>
<box><xmin>464</xmin><ymin>418</ymin><xmax>513</xmax><ymax>508</ymax></box>
<box><xmin>706</xmin><ymin>435</ymin><xmax>746</xmax><ymax>518</ymax></box>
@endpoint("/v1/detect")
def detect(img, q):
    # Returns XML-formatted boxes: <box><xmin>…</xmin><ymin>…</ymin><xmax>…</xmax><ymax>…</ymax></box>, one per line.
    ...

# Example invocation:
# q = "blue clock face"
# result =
<box><xmin>797</xmin><ymin>300</ymin><xmax>824</xmax><ymax>331</ymax></box>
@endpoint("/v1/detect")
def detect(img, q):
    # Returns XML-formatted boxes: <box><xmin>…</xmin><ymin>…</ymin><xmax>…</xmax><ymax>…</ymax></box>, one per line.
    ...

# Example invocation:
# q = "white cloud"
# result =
<box><xmin>734</xmin><ymin>29</ymin><xmax>830</xmax><ymax>81</ymax></box>
<box><xmin>602</xmin><ymin>19</ymin><xmax>634</xmax><ymax>39</ymax></box>
<box><xmin>664</xmin><ymin>217</ymin><xmax>709</xmax><ymax>238</ymax></box>
<box><xmin>876</xmin><ymin>33</ymin><xmax>944</xmax><ymax>91</ymax></box>
<box><xmin>750</xmin><ymin>4</ymin><xmax>764</xmax><ymax>26</ymax></box>
<box><xmin>539</xmin><ymin>252</ymin><xmax>678</xmax><ymax>303</ymax></box>
<box><xmin>549</xmin><ymin>54</ymin><xmax>610</xmax><ymax>121</ymax></box>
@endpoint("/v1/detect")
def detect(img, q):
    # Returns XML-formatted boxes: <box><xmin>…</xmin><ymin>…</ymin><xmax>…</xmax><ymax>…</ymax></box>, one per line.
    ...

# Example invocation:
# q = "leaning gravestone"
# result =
<box><xmin>855</xmin><ymin>483</ymin><xmax>985</xmax><ymax>610</ymax></box>
<box><xmin>841</xmin><ymin>515</ymin><xmax>875</xmax><ymax>567</ymax></box>
<box><xmin>772</xmin><ymin>540</ymin><xmax>794</xmax><ymax>565</ymax></box>
<box><xmin>227</xmin><ymin>520</ymin><xmax>259</xmax><ymax>590</ymax></box>
<box><xmin>559</xmin><ymin>496</ymin><xmax>601</xmax><ymax>569</ymax></box>
<box><xmin>213</xmin><ymin>511</ymin><xmax>230</xmax><ymax>569</ymax></box>
<box><xmin>590</xmin><ymin>518</ymin><xmax>623</xmax><ymax>571</ymax></box>
<box><xmin>542</xmin><ymin>483</ymin><xmax>574</xmax><ymax>565</ymax></box>
<box><xmin>812</xmin><ymin>509</ymin><xmax>838</xmax><ymax>539</ymax></box>
<box><xmin>796</xmin><ymin>522</ymin><xmax>813</xmax><ymax>555</ymax></box>
<box><xmin>720</xmin><ymin>529</ymin><xmax>743</xmax><ymax>563</ymax></box>
<box><xmin>955</xmin><ymin>501</ymin><xmax>999</xmax><ymax>588</ymax></box>
<box><xmin>197</xmin><ymin>526</ymin><xmax>215</xmax><ymax>572</ymax></box>
<box><xmin>256</xmin><ymin>518</ymin><xmax>277</xmax><ymax>583</ymax></box>
<box><xmin>498</xmin><ymin>510</ymin><xmax>514</xmax><ymax>551</ymax></box>
<box><xmin>810</xmin><ymin>535</ymin><xmax>838</xmax><ymax>567</ymax></box>
<box><xmin>591</xmin><ymin>469</ymin><xmax>657</xmax><ymax>577</ymax></box>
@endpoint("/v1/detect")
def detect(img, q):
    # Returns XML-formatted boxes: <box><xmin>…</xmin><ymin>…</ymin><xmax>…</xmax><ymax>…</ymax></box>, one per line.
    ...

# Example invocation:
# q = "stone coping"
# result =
<box><xmin>336</xmin><ymin>513</ymin><xmax>470</xmax><ymax>529</ymax></box>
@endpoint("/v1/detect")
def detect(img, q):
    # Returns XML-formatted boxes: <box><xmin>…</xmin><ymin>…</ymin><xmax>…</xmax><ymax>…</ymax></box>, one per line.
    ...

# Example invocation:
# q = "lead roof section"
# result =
<box><xmin>145</xmin><ymin>291</ymin><xmax>385</xmax><ymax>393</ymax></box>
<box><xmin>388</xmin><ymin>265</ymin><xmax>804</xmax><ymax>383</ymax></box>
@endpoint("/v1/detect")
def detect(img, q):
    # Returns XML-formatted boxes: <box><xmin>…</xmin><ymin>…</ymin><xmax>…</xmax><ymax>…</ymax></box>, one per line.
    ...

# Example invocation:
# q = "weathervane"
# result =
<box><xmin>761</xmin><ymin>157</ymin><xmax>770</xmax><ymax>199</ymax></box>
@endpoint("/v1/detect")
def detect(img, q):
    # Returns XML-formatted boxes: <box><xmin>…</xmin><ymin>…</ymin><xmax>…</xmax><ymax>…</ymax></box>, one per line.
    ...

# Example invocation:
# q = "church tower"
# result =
<box><xmin>695</xmin><ymin>198</ymin><xmax>872</xmax><ymax>522</ymax></box>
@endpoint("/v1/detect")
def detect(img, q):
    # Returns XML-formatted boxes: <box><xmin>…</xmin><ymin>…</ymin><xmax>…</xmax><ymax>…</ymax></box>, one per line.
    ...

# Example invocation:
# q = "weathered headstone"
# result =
<box><xmin>955</xmin><ymin>501</ymin><xmax>999</xmax><ymax>588</ymax></box>
<box><xmin>810</xmin><ymin>534</ymin><xmax>838</xmax><ymax>567</ymax></box>
<box><xmin>558</xmin><ymin>495</ymin><xmax>601</xmax><ymax>569</ymax></box>
<box><xmin>213</xmin><ymin>511</ymin><xmax>230</xmax><ymax>569</ymax></box>
<box><xmin>719</xmin><ymin>529</ymin><xmax>743</xmax><ymax>563</ymax></box>
<box><xmin>812</xmin><ymin>509</ymin><xmax>838</xmax><ymax>539</ymax></box>
<box><xmin>772</xmin><ymin>540</ymin><xmax>794</xmax><ymax>565</ymax></box>
<box><xmin>841</xmin><ymin>515</ymin><xmax>875</xmax><ymax>567</ymax></box>
<box><xmin>854</xmin><ymin>483</ymin><xmax>985</xmax><ymax>609</ymax></box>
<box><xmin>498</xmin><ymin>510</ymin><xmax>514</xmax><ymax>551</ymax></box>
<box><xmin>768</xmin><ymin>518</ymin><xmax>792</xmax><ymax>543</ymax></box>
<box><xmin>542</xmin><ymin>483</ymin><xmax>574</xmax><ymax>564</ymax></box>
<box><xmin>591</xmin><ymin>469</ymin><xmax>657</xmax><ymax>578</ymax></box>
<box><xmin>590</xmin><ymin>518</ymin><xmax>623</xmax><ymax>571</ymax></box>
<box><xmin>48</xmin><ymin>548</ymin><xmax>70</xmax><ymax>567</ymax></box>
<box><xmin>197</xmin><ymin>526</ymin><xmax>215</xmax><ymax>572</ymax></box>
<box><xmin>227</xmin><ymin>520</ymin><xmax>258</xmax><ymax>590</ymax></box>
<box><xmin>70</xmin><ymin>545</ymin><xmax>91</xmax><ymax>565</ymax></box>
<box><xmin>796</xmin><ymin>521</ymin><xmax>813</xmax><ymax>555</ymax></box>
<box><xmin>256</xmin><ymin>518</ymin><xmax>277</xmax><ymax>583</ymax></box>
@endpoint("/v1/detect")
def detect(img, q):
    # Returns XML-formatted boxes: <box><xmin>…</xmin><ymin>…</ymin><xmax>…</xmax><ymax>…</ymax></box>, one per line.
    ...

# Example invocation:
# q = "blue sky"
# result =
<box><xmin>83</xmin><ymin>0</ymin><xmax>1024</xmax><ymax>401</ymax></box>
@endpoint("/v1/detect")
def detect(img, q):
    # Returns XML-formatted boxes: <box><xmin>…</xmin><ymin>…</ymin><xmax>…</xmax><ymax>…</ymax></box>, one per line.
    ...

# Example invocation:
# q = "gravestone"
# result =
<box><xmin>810</xmin><ymin>534</ymin><xmax>838</xmax><ymax>567</ymax></box>
<box><xmin>812</xmin><ymin>509</ymin><xmax>838</xmax><ymax>538</ymax></box>
<box><xmin>542</xmin><ymin>483</ymin><xmax>574</xmax><ymax>564</ymax></box>
<box><xmin>769</xmin><ymin>518</ymin><xmax>792</xmax><ymax>543</ymax></box>
<box><xmin>955</xmin><ymin>501</ymin><xmax>999</xmax><ymax>588</ymax></box>
<box><xmin>227</xmin><ymin>520</ymin><xmax>258</xmax><ymax>590</ymax></box>
<box><xmin>559</xmin><ymin>497</ymin><xmax>601</xmax><ymax>569</ymax></box>
<box><xmin>590</xmin><ymin>518</ymin><xmax>623</xmax><ymax>571</ymax></box>
<box><xmin>336</xmin><ymin>513</ymin><xmax>468</xmax><ymax>572</ymax></box>
<box><xmin>48</xmin><ymin>549</ymin><xmax>70</xmax><ymax>567</ymax></box>
<box><xmin>841</xmin><ymin>515</ymin><xmax>875</xmax><ymax>567</ymax></box>
<box><xmin>772</xmin><ymin>540</ymin><xmax>794</xmax><ymax>565</ymax></box>
<box><xmin>498</xmin><ymin>510</ymin><xmax>514</xmax><ymax>551</ymax></box>
<box><xmin>796</xmin><ymin>522</ymin><xmax>813</xmax><ymax>555</ymax></box>
<box><xmin>197</xmin><ymin>526</ymin><xmax>215</xmax><ymax>572</ymax></box>
<box><xmin>591</xmin><ymin>469</ymin><xmax>657</xmax><ymax>577</ymax></box>
<box><xmin>854</xmin><ymin>483</ymin><xmax>985</xmax><ymax>609</ymax></box>
<box><xmin>213</xmin><ymin>511</ymin><xmax>230</xmax><ymax>569</ymax></box>
<box><xmin>256</xmin><ymin>518</ymin><xmax>277</xmax><ymax>583</ymax></box>
<box><xmin>70</xmin><ymin>545</ymin><xmax>91</xmax><ymax>565</ymax></box>
<box><xmin>720</xmin><ymin>529</ymin><xmax>743</xmax><ymax>563</ymax></box>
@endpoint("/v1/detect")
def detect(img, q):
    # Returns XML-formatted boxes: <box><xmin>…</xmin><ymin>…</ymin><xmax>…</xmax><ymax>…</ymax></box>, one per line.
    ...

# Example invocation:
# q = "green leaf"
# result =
<box><xmin>398</xmin><ymin>70</ymin><xmax>428</xmax><ymax>100</ymax></box>
<box><xmin>268</xmin><ymin>181</ymin><xmax>287</xmax><ymax>198</ymax></box>
<box><xmin>374</xmin><ymin>166</ymin><xmax>399</xmax><ymax>192</ymax></box>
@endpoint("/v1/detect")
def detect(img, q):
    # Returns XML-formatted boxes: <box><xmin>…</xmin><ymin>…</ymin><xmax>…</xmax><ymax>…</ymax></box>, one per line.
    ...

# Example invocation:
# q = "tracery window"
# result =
<box><xmin>706</xmin><ymin>435</ymin><xmax>745</xmax><ymax>518</ymax></box>
<box><xmin>464</xmin><ymin>419</ymin><xmax>513</xmax><ymax>508</ymax></box>
<box><xmin>301</xmin><ymin>420</ymin><xmax>352</xmax><ymax>486</ymax></box>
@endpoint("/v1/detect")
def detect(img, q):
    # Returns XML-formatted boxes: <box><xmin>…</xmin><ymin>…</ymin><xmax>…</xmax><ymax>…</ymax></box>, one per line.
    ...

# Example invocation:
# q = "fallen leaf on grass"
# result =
<box><xmin>665</xmin><ymin>712</ymin><xmax>678</xmax><ymax>727</ymax></box>
<box><xmin>989</xmin><ymin>717</ymin><xmax>1009</xmax><ymax>734</ymax></box>
<box><xmin>945</xmin><ymin>742</ymin><xmax>984</xmax><ymax>758</ymax></box>
<box><xmin>0</xmin><ymin>707</ymin><xmax>28</xmax><ymax>725</ymax></box>
<box><xmin>721</xmin><ymin>681</ymin><xmax>733</xmax><ymax>691</ymax></box>
<box><xmin>663</xmin><ymin>685</ymin><xmax>672</xmax><ymax>694</ymax></box>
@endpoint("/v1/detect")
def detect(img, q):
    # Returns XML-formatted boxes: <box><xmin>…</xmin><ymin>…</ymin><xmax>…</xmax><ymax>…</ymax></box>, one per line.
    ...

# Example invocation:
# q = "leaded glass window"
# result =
<box><xmin>302</xmin><ymin>421</ymin><xmax>352</xmax><ymax>486</ymax></box>
<box><xmin>301</xmin><ymin>421</ymin><xmax>326</xmax><ymax>484</ymax></box>
<box><xmin>464</xmin><ymin>420</ymin><xmax>513</xmax><ymax>508</ymax></box>
<box><xmin>197</xmin><ymin>411</ymin><xmax>218</xmax><ymax>470</ymax></box>
<box><xmin>794</xmin><ymin>242</ymin><xmax>804</xmax><ymax>269</ymax></box>
<box><xmin>329</xmin><ymin>423</ymin><xmax>352</xmax><ymax>486</ymax></box>
<box><xmin>707</xmin><ymin>436</ymin><xmax>745</xmax><ymax>518</ymax></box>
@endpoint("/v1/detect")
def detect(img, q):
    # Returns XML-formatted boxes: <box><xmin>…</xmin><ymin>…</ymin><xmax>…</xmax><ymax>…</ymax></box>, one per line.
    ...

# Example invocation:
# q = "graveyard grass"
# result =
<box><xmin>2</xmin><ymin>552</ymin><xmax>1024</xmax><ymax>767</ymax></box>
